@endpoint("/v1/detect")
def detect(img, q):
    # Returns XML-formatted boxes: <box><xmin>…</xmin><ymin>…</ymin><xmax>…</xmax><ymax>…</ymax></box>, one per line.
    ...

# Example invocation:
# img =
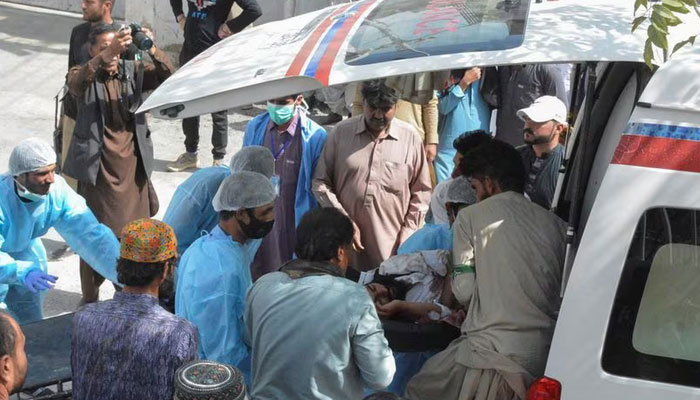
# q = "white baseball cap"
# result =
<box><xmin>517</xmin><ymin>95</ymin><xmax>568</xmax><ymax>125</ymax></box>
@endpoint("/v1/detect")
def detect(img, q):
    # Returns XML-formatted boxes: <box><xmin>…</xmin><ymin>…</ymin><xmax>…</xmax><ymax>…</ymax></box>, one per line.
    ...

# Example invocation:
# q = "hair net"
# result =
<box><xmin>445</xmin><ymin>176</ymin><xmax>476</xmax><ymax>205</ymax></box>
<box><xmin>229</xmin><ymin>146</ymin><xmax>275</xmax><ymax>178</ymax></box>
<box><xmin>9</xmin><ymin>138</ymin><xmax>57</xmax><ymax>176</ymax></box>
<box><xmin>212</xmin><ymin>171</ymin><xmax>276</xmax><ymax>212</ymax></box>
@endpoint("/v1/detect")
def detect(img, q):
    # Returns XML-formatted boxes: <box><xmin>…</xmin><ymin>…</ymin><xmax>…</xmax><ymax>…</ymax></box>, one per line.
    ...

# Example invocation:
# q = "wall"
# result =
<box><xmin>4</xmin><ymin>0</ymin><xmax>125</xmax><ymax>19</ymax></box>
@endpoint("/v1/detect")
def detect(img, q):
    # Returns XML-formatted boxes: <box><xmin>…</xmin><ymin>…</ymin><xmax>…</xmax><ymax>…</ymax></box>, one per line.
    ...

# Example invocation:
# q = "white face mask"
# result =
<box><xmin>14</xmin><ymin>179</ymin><xmax>47</xmax><ymax>202</ymax></box>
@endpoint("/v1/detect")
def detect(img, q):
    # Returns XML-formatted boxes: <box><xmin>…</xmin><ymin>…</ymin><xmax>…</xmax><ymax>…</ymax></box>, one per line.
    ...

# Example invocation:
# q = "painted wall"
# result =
<box><xmin>5</xmin><ymin>0</ymin><xmax>125</xmax><ymax>19</ymax></box>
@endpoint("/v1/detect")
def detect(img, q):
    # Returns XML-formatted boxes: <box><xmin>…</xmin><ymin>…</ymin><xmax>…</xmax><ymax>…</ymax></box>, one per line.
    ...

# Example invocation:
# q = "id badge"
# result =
<box><xmin>271</xmin><ymin>175</ymin><xmax>281</xmax><ymax>196</ymax></box>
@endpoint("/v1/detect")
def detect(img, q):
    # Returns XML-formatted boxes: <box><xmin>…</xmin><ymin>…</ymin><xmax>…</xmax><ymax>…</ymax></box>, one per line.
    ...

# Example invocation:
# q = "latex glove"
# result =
<box><xmin>23</xmin><ymin>270</ymin><xmax>58</xmax><ymax>294</ymax></box>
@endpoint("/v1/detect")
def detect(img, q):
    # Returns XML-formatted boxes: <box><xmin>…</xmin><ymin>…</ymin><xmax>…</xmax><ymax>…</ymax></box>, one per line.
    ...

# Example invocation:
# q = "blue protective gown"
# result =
<box><xmin>0</xmin><ymin>174</ymin><xmax>119</xmax><ymax>322</ymax></box>
<box><xmin>243</xmin><ymin>112</ymin><xmax>327</xmax><ymax>227</ymax></box>
<box><xmin>397</xmin><ymin>223</ymin><xmax>452</xmax><ymax>255</ymax></box>
<box><xmin>434</xmin><ymin>82</ymin><xmax>491</xmax><ymax>183</ymax></box>
<box><xmin>175</xmin><ymin>225</ymin><xmax>262</xmax><ymax>383</ymax></box>
<box><xmin>162</xmin><ymin>165</ymin><xmax>229</xmax><ymax>255</ymax></box>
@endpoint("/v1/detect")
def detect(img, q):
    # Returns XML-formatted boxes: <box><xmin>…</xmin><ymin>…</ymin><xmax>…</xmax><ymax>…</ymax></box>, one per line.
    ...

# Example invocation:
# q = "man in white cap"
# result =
<box><xmin>176</xmin><ymin>171</ymin><xmax>276</xmax><ymax>385</ymax></box>
<box><xmin>0</xmin><ymin>138</ymin><xmax>119</xmax><ymax>322</ymax></box>
<box><xmin>516</xmin><ymin>95</ymin><xmax>568</xmax><ymax>209</ymax></box>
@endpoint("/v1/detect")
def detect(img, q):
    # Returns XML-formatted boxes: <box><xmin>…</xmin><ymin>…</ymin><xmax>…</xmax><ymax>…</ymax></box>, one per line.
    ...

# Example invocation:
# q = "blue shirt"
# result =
<box><xmin>175</xmin><ymin>225</ymin><xmax>261</xmax><ymax>378</ymax></box>
<box><xmin>163</xmin><ymin>166</ymin><xmax>229</xmax><ymax>255</ymax></box>
<box><xmin>71</xmin><ymin>292</ymin><xmax>198</xmax><ymax>400</ymax></box>
<box><xmin>397</xmin><ymin>223</ymin><xmax>453</xmax><ymax>254</ymax></box>
<box><xmin>246</xmin><ymin>270</ymin><xmax>395</xmax><ymax>400</ymax></box>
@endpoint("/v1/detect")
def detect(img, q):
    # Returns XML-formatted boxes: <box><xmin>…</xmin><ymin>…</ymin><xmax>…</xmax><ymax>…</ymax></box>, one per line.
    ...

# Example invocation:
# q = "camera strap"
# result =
<box><xmin>129</xmin><ymin>60</ymin><xmax>145</xmax><ymax>114</ymax></box>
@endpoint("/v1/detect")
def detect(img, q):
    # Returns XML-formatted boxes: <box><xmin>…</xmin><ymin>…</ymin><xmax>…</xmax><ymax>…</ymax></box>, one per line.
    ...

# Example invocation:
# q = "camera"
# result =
<box><xmin>121</xmin><ymin>23</ymin><xmax>153</xmax><ymax>52</ymax></box>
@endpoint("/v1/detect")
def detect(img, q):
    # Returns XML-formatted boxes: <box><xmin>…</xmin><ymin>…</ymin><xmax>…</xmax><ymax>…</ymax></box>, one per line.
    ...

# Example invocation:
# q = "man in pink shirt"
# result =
<box><xmin>312</xmin><ymin>80</ymin><xmax>431</xmax><ymax>271</ymax></box>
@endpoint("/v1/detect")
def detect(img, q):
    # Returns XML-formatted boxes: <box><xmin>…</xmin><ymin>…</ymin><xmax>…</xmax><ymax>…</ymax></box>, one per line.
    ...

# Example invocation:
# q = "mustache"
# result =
<box><xmin>370</xmin><ymin>118</ymin><xmax>386</xmax><ymax>124</ymax></box>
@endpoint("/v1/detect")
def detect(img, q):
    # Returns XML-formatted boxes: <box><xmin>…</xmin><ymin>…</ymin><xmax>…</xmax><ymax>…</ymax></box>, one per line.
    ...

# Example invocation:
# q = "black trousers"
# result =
<box><xmin>182</xmin><ymin>111</ymin><xmax>228</xmax><ymax>159</ymax></box>
<box><xmin>179</xmin><ymin>44</ymin><xmax>228</xmax><ymax>160</ymax></box>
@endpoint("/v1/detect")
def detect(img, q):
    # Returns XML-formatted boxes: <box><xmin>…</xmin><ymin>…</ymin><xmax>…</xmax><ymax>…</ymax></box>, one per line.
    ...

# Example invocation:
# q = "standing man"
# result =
<box><xmin>167</xmin><ymin>0</ymin><xmax>262</xmax><ymax>171</ymax></box>
<box><xmin>313</xmin><ymin>80</ymin><xmax>432</xmax><ymax>271</ymax></box>
<box><xmin>245</xmin><ymin>207</ymin><xmax>395</xmax><ymax>400</ymax></box>
<box><xmin>0</xmin><ymin>138</ymin><xmax>120</xmax><ymax>323</ymax></box>
<box><xmin>0</xmin><ymin>313</ymin><xmax>27</xmax><ymax>400</ymax></box>
<box><xmin>64</xmin><ymin>24</ymin><xmax>174</xmax><ymax>304</ymax></box>
<box><xmin>495</xmin><ymin>64</ymin><xmax>566</xmax><ymax>147</ymax></box>
<box><xmin>405</xmin><ymin>140</ymin><xmax>566</xmax><ymax>400</ymax></box>
<box><xmin>516</xmin><ymin>96</ymin><xmax>568</xmax><ymax>209</ymax></box>
<box><xmin>243</xmin><ymin>94</ymin><xmax>327</xmax><ymax>280</ymax></box>
<box><xmin>176</xmin><ymin>171</ymin><xmax>276</xmax><ymax>382</ymax></box>
<box><xmin>71</xmin><ymin>219</ymin><xmax>198</xmax><ymax>400</ymax></box>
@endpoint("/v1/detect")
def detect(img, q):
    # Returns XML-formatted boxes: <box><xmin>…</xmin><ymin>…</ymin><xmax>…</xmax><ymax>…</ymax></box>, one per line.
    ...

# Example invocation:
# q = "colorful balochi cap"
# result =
<box><xmin>120</xmin><ymin>219</ymin><xmax>177</xmax><ymax>263</ymax></box>
<box><xmin>173</xmin><ymin>361</ymin><xmax>246</xmax><ymax>400</ymax></box>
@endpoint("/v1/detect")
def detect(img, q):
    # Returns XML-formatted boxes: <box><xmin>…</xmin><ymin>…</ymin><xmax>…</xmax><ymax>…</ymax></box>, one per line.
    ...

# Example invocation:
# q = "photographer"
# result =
<box><xmin>64</xmin><ymin>23</ymin><xmax>174</xmax><ymax>303</ymax></box>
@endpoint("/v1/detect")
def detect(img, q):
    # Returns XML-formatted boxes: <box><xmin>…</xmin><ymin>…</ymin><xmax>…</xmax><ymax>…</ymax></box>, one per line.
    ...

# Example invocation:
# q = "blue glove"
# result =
<box><xmin>23</xmin><ymin>270</ymin><xmax>58</xmax><ymax>294</ymax></box>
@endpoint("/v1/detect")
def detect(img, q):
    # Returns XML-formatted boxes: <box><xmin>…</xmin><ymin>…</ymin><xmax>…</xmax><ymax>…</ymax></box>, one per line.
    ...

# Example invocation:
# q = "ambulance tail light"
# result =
<box><xmin>527</xmin><ymin>376</ymin><xmax>562</xmax><ymax>400</ymax></box>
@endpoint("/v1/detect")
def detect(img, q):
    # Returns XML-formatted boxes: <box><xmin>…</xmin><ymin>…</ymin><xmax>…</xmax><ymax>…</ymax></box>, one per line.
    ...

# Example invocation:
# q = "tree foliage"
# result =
<box><xmin>633</xmin><ymin>0</ymin><xmax>699</xmax><ymax>68</ymax></box>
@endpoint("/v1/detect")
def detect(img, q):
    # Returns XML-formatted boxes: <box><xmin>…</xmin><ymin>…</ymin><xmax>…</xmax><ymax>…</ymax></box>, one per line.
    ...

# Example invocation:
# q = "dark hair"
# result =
<box><xmin>0</xmin><ymin>313</ymin><xmax>16</xmax><ymax>358</ymax></box>
<box><xmin>453</xmin><ymin>130</ymin><xmax>492</xmax><ymax>156</ymax></box>
<box><xmin>88</xmin><ymin>22</ymin><xmax>118</xmax><ymax>46</ymax></box>
<box><xmin>363</xmin><ymin>392</ymin><xmax>404</xmax><ymax>400</ymax></box>
<box><xmin>372</xmin><ymin>274</ymin><xmax>410</xmax><ymax>301</ymax></box>
<box><xmin>460</xmin><ymin>139</ymin><xmax>525</xmax><ymax>194</ymax></box>
<box><xmin>117</xmin><ymin>257</ymin><xmax>175</xmax><ymax>287</ymax></box>
<box><xmin>220</xmin><ymin>210</ymin><xmax>237</xmax><ymax>221</ymax></box>
<box><xmin>361</xmin><ymin>79</ymin><xmax>400</xmax><ymax>108</ymax></box>
<box><xmin>295</xmin><ymin>208</ymin><xmax>353</xmax><ymax>262</ymax></box>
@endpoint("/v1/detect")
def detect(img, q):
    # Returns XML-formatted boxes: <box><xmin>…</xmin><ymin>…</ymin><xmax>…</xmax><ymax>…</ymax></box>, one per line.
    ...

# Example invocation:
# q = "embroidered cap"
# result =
<box><xmin>173</xmin><ymin>361</ymin><xmax>246</xmax><ymax>400</ymax></box>
<box><xmin>120</xmin><ymin>219</ymin><xmax>177</xmax><ymax>263</ymax></box>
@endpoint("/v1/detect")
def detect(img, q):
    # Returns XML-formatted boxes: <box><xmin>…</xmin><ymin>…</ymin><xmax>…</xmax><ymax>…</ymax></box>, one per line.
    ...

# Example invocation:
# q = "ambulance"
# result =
<box><xmin>138</xmin><ymin>0</ymin><xmax>700</xmax><ymax>398</ymax></box>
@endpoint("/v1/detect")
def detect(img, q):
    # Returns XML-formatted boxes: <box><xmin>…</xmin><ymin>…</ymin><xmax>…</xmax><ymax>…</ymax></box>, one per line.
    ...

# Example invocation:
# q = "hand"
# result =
<box><xmin>177</xmin><ymin>14</ymin><xmax>186</xmax><ymax>31</ymax></box>
<box><xmin>101</xmin><ymin>27</ymin><xmax>132</xmax><ymax>63</ymax></box>
<box><xmin>424</xmin><ymin>143</ymin><xmax>437</xmax><ymax>163</ymax></box>
<box><xmin>444</xmin><ymin>309</ymin><xmax>466</xmax><ymax>327</ymax></box>
<box><xmin>460</xmin><ymin>67</ymin><xmax>482</xmax><ymax>89</ymax></box>
<box><xmin>352</xmin><ymin>221</ymin><xmax>364</xmax><ymax>252</ymax></box>
<box><xmin>23</xmin><ymin>270</ymin><xmax>58</xmax><ymax>294</ymax></box>
<box><xmin>376</xmin><ymin>300</ymin><xmax>405</xmax><ymax>319</ymax></box>
<box><xmin>217</xmin><ymin>23</ymin><xmax>233</xmax><ymax>39</ymax></box>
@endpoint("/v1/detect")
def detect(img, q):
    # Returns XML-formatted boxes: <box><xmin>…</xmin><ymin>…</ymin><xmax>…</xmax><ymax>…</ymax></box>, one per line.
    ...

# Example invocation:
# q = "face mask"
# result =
<box><xmin>240</xmin><ymin>209</ymin><xmax>274</xmax><ymax>239</ymax></box>
<box><xmin>14</xmin><ymin>179</ymin><xmax>47</xmax><ymax>202</ymax></box>
<box><xmin>267</xmin><ymin>102</ymin><xmax>295</xmax><ymax>126</ymax></box>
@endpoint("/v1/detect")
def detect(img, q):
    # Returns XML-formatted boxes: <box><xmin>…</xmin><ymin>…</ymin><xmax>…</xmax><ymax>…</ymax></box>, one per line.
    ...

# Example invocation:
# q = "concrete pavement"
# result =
<box><xmin>0</xmin><ymin>2</ymin><xmax>257</xmax><ymax>317</ymax></box>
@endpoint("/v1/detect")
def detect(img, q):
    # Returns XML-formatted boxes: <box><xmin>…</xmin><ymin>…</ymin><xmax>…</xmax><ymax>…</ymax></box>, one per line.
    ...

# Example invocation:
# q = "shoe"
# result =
<box><xmin>212</xmin><ymin>159</ymin><xmax>224</xmax><ymax>167</ymax></box>
<box><xmin>312</xmin><ymin>112</ymin><xmax>343</xmax><ymax>126</ymax></box>
<box><xmin>167</xmin><ymin>152</ymin><xmax>199</xmax><ymax>172</ymax></box>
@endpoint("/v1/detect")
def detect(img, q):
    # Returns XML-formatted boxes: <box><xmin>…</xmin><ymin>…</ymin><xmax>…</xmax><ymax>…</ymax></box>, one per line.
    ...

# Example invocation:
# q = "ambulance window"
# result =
<box><xmin>345</xmin><ymin>0</ymin><xmax>529</xmax><ymax>65</ymax></box>
<box><xmin>602</xmin><ymin>208</ymin><xmax>700</xmax><ymax>388</ymax></box>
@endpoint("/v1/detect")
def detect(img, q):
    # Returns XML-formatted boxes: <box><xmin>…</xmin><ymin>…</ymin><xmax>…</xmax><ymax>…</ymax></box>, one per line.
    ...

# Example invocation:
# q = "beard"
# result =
<box><xmin>523</xmin><ymin>128</ymin><xmax>555</xmax><ymax>145</ymax></box>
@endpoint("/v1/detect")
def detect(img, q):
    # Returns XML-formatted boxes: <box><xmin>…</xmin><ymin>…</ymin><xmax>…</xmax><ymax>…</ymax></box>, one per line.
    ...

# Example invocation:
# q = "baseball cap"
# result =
<box><xmin>517</xmin><ymin>95</ymin><xmax>568</xmax><ymax>125</ymax></box>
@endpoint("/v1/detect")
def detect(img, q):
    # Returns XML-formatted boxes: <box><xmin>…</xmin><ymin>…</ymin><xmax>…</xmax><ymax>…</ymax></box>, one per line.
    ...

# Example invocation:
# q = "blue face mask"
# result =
<box><xmin>266</xmin><ymin>102</ymin><xmax>296</xmax><ymax>126</ymax></box>
<box><xmin>14</xmin><ymin>179</ymin><xmax>47</xmax><ymax>202</ymax></box>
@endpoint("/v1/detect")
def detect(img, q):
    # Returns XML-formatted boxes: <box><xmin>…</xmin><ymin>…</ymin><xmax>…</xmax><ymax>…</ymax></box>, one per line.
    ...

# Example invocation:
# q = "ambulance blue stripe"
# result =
<box><xmin>626</xmin><ymin>122</ymin><xmax>700</xmax><ymax>142</ymax></box>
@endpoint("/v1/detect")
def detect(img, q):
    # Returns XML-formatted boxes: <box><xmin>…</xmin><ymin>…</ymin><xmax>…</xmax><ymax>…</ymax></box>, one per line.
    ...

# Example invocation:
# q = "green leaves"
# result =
<box><xmin>635</xmin><ymin>0</ymin><xmax>699</xmax><ymax>69</ymax></box>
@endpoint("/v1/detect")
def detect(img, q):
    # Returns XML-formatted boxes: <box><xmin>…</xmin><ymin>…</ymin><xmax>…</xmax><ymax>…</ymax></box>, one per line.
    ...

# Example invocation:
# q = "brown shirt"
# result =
<box><xmin>312</xmin><ymin>116</ymin><xmax>431</xmax><ymax>271</ymax></box>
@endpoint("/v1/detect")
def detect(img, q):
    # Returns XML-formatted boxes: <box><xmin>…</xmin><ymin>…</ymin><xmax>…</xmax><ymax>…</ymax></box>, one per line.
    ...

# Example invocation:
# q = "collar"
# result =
<box><xmin>353</xmin><ymin>117</ymin><xmax>399</xmax><ymax>141</ymax></box>
<box><xmin>114</xmin><ymin>291</ymin><xmax>158</xmax><ymax>304</ymax></box>
<box><xmin>280</xmin><ymin>259</ymin><xmax>345</xmax><ymax>280</ymax></box>
<box><xmin>267</xmin><ymin>112</ymin><xmax>300</xmax><ymax>137</ymax></box>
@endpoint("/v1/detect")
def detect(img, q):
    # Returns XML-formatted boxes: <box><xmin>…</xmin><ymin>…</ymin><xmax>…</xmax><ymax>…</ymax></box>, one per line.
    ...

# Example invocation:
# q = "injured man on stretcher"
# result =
<box><xmin>360</xmin><ymin>175</ymin><xmax>476</xmax><ymax>327</ymax></box>
<box><xmin>363</xmin><ymin>250</ymin><xmax>465</xmax><ymax>327</ymax></box>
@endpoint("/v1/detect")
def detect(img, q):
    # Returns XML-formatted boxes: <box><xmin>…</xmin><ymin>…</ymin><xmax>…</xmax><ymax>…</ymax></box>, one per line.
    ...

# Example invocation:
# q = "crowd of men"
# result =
<box><xmin>0</xmin><ymin>0</ymin><xmax>574</xmax><ymax>399</ymax></box>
